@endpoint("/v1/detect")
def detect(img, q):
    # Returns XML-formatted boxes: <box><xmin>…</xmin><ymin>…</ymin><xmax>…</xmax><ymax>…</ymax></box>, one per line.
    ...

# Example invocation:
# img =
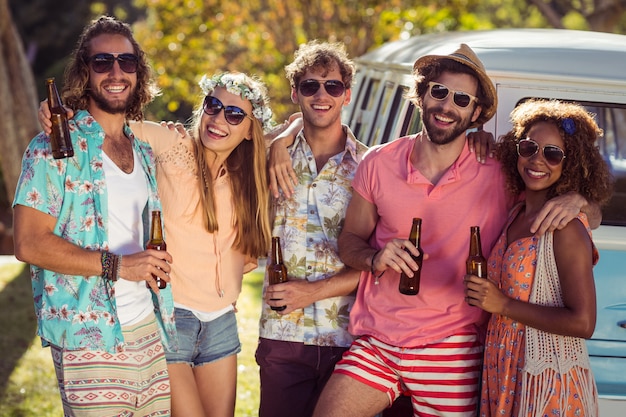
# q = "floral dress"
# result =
<box><xmin>480</xmin><ymin>205</ymin><xmax>596</xmax><ymax>416</ymax></box>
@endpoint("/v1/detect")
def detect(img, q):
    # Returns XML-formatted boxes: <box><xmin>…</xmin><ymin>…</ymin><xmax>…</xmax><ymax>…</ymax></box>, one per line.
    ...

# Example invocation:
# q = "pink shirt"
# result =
<box><xmin>349</xmin><ymin>135</ymin><xmax>514</xmax><ymax>347</ymax></box>
<box><xmin>132</xmin><ymin>122</ymin><xmax>256</xmax><ymax>313</ymax></box>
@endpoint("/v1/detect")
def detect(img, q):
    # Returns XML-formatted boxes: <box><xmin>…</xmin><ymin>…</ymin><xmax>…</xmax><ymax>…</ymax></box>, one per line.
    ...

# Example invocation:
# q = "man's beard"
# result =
<box><xmin>422</xmin><ymin>105</ymin><xmax>472</xmax><ymax>145</ymax></box>
<box><xmin>90</xmin><ymin>86</ymin><xmax>134</xmax><ymax>115</ymax></box>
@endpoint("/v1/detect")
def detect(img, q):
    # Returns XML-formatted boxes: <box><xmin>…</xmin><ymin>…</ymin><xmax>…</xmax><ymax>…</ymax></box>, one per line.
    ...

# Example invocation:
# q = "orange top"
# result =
<box><xmin>481</xmin><ymin>208</ymin><xmax>596</xmax><ymax>416</ymax></box>
<box><xmin>131</xmin><ymin>121</ymin><xmax>256</xmax><ymax>312</ymax></box>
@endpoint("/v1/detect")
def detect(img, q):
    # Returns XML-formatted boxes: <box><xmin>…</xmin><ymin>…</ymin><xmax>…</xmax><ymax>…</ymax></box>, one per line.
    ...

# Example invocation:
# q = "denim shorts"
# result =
<box><xmin>165</xmin><ymin>307</ymin><xmax>241</xmax><ymax>367</ymax></box>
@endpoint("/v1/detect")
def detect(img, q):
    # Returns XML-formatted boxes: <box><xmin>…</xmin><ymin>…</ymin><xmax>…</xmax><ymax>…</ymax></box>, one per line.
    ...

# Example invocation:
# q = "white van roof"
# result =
<box><xmin>356</xmin><ymin>29</ymin><xmax>626</xmax><ymax>85</ymax></box>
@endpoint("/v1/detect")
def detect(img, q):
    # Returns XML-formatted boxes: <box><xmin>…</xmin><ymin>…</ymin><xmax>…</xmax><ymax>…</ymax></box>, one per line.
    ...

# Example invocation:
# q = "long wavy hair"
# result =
<box><xmin>62</xmin><ymin>15</ymin><xmax>159</xmax><ymax>121</ymax></box>
<box><xmin>189</xmin><ymin>76</ymin><xmax>271</xmax><ymax>258</ymax></box>
<box><xmin>496</xmin><ymin>99</ymin><xmax>613</xmax><ymax>206</ymax></box>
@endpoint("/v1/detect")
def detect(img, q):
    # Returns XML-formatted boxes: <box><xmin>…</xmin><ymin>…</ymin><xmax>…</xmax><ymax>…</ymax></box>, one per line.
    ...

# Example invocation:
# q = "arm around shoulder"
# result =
<box><xmin>129</xmin><ymin>120</ymin><xmax>186</xmax><ymax>152</ymax></box>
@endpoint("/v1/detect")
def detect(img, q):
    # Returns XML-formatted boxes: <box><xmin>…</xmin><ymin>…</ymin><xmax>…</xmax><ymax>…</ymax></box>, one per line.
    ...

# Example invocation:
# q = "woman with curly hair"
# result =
<box><xmin>464</xmin><ymin>99</ymin><xmax>612</xmax><ymax>417</ymax></box>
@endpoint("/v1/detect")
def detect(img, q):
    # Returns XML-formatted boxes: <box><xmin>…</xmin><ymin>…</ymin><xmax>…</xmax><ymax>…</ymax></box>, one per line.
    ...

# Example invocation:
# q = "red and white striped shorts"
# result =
<box><xmin>334</xmin><ymin>333</ymin><xmax>483</xmax><ymax>417</ymax></box>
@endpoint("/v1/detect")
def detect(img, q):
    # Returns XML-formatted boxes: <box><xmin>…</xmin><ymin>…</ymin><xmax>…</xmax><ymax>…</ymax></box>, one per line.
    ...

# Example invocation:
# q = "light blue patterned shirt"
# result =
<box><xmin>13</xmin><ymin>110</ymin><xmax>177</xmax><ymax>353</ymax></box>
<box><xmin>259</xmin><ymin>125</ymin><xmax>367</xmax><ymax>347</ymax></box>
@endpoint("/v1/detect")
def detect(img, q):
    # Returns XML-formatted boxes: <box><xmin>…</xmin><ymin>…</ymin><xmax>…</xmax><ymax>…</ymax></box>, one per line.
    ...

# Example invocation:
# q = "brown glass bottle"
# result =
<box><xmin>146</xmin><ymin>210</ymin><xmax>167</xmax><ymax>289</ymax></box>
<box><xmin>268</xmin><ymin>236</ymin><xmax>288</xmax><ymax>311</ymax></box>
<box><xmin>45</xmin><ymin>78</ymin><xmax>74</xmax><ymax>159</ymax></box>
<box><xmin>466</xmin><ymin>226</ymin><xmax>487</xmax><ymax>278</ymax></box>
<box><xmin>399</xmin><ymin>218</ymin><xmax>423</xmax><ymax>295</ymax></box>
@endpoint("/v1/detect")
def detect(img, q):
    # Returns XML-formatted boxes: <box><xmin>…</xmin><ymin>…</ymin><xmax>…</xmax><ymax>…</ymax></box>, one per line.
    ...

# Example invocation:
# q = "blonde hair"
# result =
<box><xmin>189</xmin><ymin>72</ymin><xmax>272</xmax><ymax>257</ymax></box>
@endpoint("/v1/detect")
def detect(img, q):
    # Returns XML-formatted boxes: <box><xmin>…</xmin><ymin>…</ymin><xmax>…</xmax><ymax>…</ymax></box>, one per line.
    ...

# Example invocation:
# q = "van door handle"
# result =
<box><xmin>619</xmin><ymin>321</ymin><xmax>626</xmax><ymax>329</ymax></box>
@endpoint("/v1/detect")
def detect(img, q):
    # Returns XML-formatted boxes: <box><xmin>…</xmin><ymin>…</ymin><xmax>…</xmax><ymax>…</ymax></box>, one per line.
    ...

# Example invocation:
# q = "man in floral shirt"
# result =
<box><xmin>255</xmin><ymin>41</ymin><xmax>368</xmax><ymax>417</ymax></box>
<box><xmin>13</xmin><ymin>16</ymin><xmax>176</xmax><ymax>416</ymax></box>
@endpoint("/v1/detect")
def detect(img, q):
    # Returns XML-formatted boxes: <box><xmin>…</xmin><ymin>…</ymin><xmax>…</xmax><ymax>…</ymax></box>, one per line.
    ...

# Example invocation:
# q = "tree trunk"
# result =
<box><xmin>0</xmin><ymin>0</ymin><xmax>40</xmax><ymax>205</ymax></box>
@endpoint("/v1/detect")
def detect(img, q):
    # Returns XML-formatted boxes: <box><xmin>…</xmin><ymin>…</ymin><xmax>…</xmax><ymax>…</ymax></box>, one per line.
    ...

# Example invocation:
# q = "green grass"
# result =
<box><xmin>0</xmin><ymin>261</ymin><xmax>263</xmax><ymax>417</ymax></box>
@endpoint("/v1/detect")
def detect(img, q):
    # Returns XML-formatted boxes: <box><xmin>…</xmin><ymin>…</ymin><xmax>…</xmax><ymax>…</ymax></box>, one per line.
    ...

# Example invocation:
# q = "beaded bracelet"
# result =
<box><xmin>101</xmin><ymin>251</ymin><xmax>119</xmax><ymax>282</ymax></box>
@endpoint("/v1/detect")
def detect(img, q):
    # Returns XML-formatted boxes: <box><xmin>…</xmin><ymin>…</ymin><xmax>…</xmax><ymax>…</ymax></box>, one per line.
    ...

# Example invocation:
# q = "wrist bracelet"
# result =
<box><xmin>101</xmin><ymin>251</ymin><xmax>119</xmax><ymax>282</ymax></box>
<box><xmin>370</xmin><ymin>250</ymin><xmax>385</xmax><ymax>284</ymax></box>
<box><xmin>370</xmin><ymin>250</ymin><xmax>380</xmax><ymax>275</ymax></box>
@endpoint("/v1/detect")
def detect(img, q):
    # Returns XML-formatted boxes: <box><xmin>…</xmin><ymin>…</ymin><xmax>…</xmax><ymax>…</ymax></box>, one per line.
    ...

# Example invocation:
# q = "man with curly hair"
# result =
<box><xmin>14</xmin><ymin>16</ymin><xmax>176</xmax><ymax>416</ymax></box>
<box><xmin>255</xmin><ymin>40</ymin><xmax>368</xmax><ymax>417</ymax></box>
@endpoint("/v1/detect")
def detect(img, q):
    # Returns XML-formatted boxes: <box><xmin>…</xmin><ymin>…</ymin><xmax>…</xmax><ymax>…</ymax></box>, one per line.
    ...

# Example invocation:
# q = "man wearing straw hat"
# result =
<box><xmin>313</xmin><ymin>43</ymin><xmax>599</xmax><ymax>417</ymax></box>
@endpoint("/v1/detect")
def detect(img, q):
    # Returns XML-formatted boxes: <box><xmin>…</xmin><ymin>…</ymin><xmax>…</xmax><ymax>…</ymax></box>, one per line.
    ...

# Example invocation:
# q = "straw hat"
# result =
<box><xmin>413</xmin><ymin>43</ymin><xmax>497</xmax><ymax>127</ymax></box>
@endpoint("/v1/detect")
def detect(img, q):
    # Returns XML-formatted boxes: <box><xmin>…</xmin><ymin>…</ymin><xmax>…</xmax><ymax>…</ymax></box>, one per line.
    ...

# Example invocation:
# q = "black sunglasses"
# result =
<box><xmin>516</xmin><ymin>138</ymin><xmax>566</xmax><ymax>166</ymax></box>
<box><xmin>88</xmin><ymin>53</ymin><xmax>139</xmax><ymax>74</ymax></box>
<box><xmin>203</xmin><ymin>96</ymin><xmax>252</xmax><ymax>126</ymax></box>
<box><xmin>298</xmin><ymin>79</ymin><xmax>346</xmax><ymax>97</ymax></box>
<box><xmin>427</xmin><ymin>82</ymin><xmax>478</xmax><ymax>108</ymax></box>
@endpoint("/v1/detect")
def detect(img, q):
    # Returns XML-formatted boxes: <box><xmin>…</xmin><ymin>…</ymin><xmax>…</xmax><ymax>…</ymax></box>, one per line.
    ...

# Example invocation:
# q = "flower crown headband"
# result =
<box><xmin>199</xmin><ymin>73</ymin><xmax>274</xmax><ymax>131</ymax></box>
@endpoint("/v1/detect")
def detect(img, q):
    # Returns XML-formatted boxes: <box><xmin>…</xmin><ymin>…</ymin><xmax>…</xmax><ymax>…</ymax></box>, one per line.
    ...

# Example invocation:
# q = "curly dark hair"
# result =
<box><xmin>496</xmin><ymin>99</ymin><xmax>613</xmax><ymax>206</ymax></box>
<box><xmin>62</xmin><ymin>15</ymin><xmax>159</xmax><ymax>121</ymax></box>
<box><xmin>285</xmin><ymin>40</ymin><xmax>355</xmax><ymax>90</ymax></box>
<box><xmin>405</xmin><ymin>59</ymin><xmax>490</xmax><ymax>126</ymax></box>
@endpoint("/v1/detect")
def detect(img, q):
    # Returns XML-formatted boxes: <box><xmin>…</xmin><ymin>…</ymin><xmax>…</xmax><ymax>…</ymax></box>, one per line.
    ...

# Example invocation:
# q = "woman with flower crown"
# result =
<box><xmin>123</xmin><ymin>72</ymin><xmax>274</xmax><ymax>417</ymax></box>
<box><xmin>464</xmin><ymin>99</ymin><xmax>612</xmax><ymax>417</ymax></box>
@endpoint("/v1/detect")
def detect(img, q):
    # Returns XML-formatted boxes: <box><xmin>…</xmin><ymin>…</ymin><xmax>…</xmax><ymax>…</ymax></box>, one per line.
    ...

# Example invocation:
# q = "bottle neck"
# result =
<box><xmin>271</xmin><ymin>238</ymin><xmax>283</xmax><ymax>264</ymax></box>
<box><xmin>150</xmin><ymin>212</ymin><xmax>163</xmax><ymax>241</ymax></box>
<box><xmin>469</xmin><ymin>229</ymin><xmax>482</xmax><ymax>256</ymax></box>
<box><xmin>410</xmin><ymin>219</ymin><xmax>422</xmax><ymax>246</ymax></box>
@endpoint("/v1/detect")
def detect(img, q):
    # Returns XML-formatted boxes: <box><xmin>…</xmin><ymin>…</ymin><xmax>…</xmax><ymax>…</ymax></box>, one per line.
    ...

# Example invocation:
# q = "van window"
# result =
<box><xmin>352</xmin><ymin>78</ymin><xmax>381</xmax><ymax>142</ymax></box>
<box><xmin>400</xmin><ymin>101</ymin><xmax>422</xmax><ymax>138</ymax></box>
<box><xmin>369</xmin><ymin>81</ymin><xmax>399</xmax><ymax>145</ymax></box>
<box><xmin>587</xmin><ymin>103</ymin><xmax>626</xmax><ymax>226</ymax></box>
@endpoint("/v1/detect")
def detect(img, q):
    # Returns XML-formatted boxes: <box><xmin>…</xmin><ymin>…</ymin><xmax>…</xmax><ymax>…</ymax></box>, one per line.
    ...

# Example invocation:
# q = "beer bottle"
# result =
<box><xmin>146</xmin><ymin>210</ymin><xmax>167</xmax><ymax>289</ymax></box>
<box><xmin>466</xmin><ymin>226</ymin><xmax>487</xmax><ymax>278</ymax></box>
<box><xmin>268</xmin><ymin>236</ymin><xmax>288</xmax><ymax>311</ymax></box>
<box><xmin>45</xmin><ymin>78</ymin><xmax>74</xmax><ymax>159</ymax></box>
<box><xmin>399</xmin><ymin>218</ymin><xmax>423</xmax><ymax>295</ymax></box>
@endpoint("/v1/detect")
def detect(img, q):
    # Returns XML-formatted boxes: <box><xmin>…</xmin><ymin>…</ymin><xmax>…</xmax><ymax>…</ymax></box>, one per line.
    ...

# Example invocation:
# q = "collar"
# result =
<box><xmin>292</xmin><ymin>124</ymin><xmax>360</xmax><ymax>163</ymax></box>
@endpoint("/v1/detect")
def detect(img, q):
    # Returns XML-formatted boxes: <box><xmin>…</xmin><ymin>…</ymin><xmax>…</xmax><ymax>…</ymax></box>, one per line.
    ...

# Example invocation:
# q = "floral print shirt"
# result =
<box><xmin>259</xmin><ymin>126</ymin><xmax>367</xmax><ymax>347</ymax></box>
<box><xmin>13</xmin><ymin>110</ymin><xmax>177</xmax><ymax>353</ymax></box>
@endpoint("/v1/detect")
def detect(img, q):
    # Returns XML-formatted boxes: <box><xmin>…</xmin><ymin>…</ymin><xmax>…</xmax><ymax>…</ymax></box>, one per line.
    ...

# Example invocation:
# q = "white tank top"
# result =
<box><xmin>102</xmin><ymin>149</ymin><xmax>153</xmax><ymax>326</ymax></box>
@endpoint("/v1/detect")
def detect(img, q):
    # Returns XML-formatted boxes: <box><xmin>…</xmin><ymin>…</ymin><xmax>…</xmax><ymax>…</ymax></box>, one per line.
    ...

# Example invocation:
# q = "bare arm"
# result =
<box><xmin>465</xmin><ymin>219</ymin><xmax>596</xmax><ymax>338</ymax></box>
<box><xmin>267</xmin><ymin>114</ymin><xmax>303</xmax><ymax>198</ymax></box>
<box><xmin>530</xmin><ymin>191</ymin><xmax>602</xmax><ymax>234</ymax></box>
<box><xmin>14</xmin><ymin>205</ymin><xmax>172</xmax><ymax>289</ymax></box>
<box><xmin>265</xmin><ymin>267</ymin><xmax>360</xmax><ymax>315</ymax></box>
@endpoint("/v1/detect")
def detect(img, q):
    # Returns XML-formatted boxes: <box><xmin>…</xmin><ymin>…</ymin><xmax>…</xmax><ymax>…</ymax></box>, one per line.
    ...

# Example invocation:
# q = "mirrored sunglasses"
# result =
<box><xmin>427</xmin><ymin>82</ymin><xmax>478</xmax><ymax>108</ymax></box>
<box><xmin>516</xmin><ymin>138</ymin><xmax>566</xmax><ymax>166</ymax></box>
<box><xmin>298</xmin><ymin>79</ymin><xmax>346</xmax><ymax>97</ymax></box>
<box><xmin>88</xmin><ymin>53</ymin><xmax>139</xmax><ymax>73</ymax></box>
<box><xmin>203</xmin><ymin>96</ymin><xmax>252</xmax><ymax>126</ymax></box>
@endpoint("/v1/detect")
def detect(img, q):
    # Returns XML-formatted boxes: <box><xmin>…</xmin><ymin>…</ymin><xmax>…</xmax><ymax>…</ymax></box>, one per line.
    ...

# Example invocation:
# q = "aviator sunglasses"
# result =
<box><xmin>516</xmin><ymin>138</ymin><xmax>566</xmax><ymax>166</ymax></box>
<box><xmin>298</xmin><ymin>79</ymin><xmax>346</xmax><ymax>97</ymax></box>
<box><xmin>88</xmin><ymin>53</ymin><xmax>139</xmax><ymax>73</ymax></box>
<box><xmin>203</xmin><ymin>96</ymin><xmax>252</xmax><ymax>126</ymax></box>
<box><xmin>427</xmin><ymin>82</ymin><xmax>478</xmax><ymax>108</ymax></box>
